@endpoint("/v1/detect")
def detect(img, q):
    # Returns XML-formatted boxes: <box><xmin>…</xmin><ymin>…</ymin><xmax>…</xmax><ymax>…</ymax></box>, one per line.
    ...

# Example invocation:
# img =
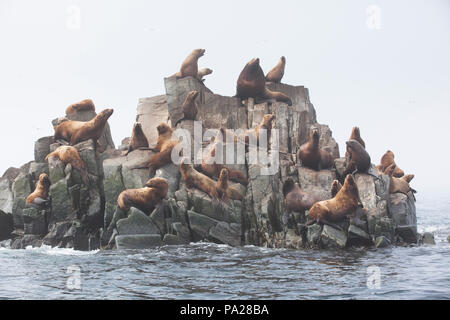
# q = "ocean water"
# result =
<box><xmin>0</xmin><ymin>195</ymin><xmax>449</xmax><ymax>300</ymax></box>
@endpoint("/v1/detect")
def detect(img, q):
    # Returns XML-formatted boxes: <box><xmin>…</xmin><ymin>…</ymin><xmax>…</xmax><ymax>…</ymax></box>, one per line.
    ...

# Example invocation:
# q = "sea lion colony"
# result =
<box><xmin>26</xmin><ymin>49</ymin><xmax>415</xmax><ymax>229</ymax></box>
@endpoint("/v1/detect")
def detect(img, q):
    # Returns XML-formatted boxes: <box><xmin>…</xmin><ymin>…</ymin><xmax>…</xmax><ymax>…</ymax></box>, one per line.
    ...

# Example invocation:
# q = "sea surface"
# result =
<box><xmin>0</xmin><ymin>194</ymin><xmax>449</xmax><ymax>300</ymax></box>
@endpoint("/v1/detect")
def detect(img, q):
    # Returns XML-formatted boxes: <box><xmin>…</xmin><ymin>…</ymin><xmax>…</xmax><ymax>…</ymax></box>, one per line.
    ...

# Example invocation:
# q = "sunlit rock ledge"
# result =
<box><xmin>0</xmin><ymin>77</ymin><xmax>422</xmax><ymax>251</ymax></box>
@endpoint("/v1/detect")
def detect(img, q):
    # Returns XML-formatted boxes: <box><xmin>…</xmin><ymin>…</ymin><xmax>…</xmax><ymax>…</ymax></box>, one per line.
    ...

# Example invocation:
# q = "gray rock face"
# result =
<box><xmin>137</xmin><ymin>95</ymin><xmax>169</xmax><ymax>145</ymax></box>
<box><xmin>389</xmin><ymin>192</ymin><xmax>417</xmax><ymax>243</ymax></box>
<box><xmin>375</xmin><ymin>236</ymin><xmax>391</xmax><ymax>248</ymax></box>
<box><xmin>116</xmin><ymin>234</ymin><xmax>162</xmax><ymax>250</ymax></box>
<box><xmin>22</xmin><ymin>208</ymin><xmax>48</xmax><ymax>235</ymax></box>
<box><xmin>298</xmin><ymin>167</ymin><xmax>335</xmax><ymax>202</ymax></box>
<box><xmin>116</xmin><ymin>208</ymin><xmax>160</xmax><ymax>236</ymax></box>
<box><xmin>34</xmin><ymin>136</ymin><xmax>53</xmax><ymax>163</ymax></box>
<box><xmin>321</xmin><ymin>225</ymin><xmax>347</xmax><ymax>249</ymax></box>
<box><xmin>306</xmin><ymin>224</ymin><xmax>323</xmax><ymax>247</ymax></box>
<box><xmin>0</xmin><ymin>178</ymin><xmax>14</xmax><ymax>214</ymax></box>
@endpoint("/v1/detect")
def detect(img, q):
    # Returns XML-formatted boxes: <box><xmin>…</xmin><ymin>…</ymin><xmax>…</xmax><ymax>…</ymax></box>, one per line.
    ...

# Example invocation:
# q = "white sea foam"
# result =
<box><xmin>23</xmin><ymin>244</ymin><xmax>99</xmax><ymax>256</ymax></box>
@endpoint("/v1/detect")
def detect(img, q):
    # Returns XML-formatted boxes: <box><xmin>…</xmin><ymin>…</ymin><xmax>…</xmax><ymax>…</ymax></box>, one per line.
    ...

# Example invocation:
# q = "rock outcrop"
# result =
<box><xmin>0</xmin><ymin>77</ymin><xmax>419</xmax><ymax>251</ymax></box>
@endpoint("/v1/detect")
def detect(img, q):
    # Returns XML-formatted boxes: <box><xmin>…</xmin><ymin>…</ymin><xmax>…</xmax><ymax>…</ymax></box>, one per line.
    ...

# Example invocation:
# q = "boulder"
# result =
<box><xmin>374</xmin><ymin>236</ymin><xmax>391</xmax><ymax>248</ymax></box>
<box><xmin>34</xmin><ymin>136</ymin><xmax>53</xmax><ymax>163</ymax></box>
<box><xmin>136</xmin><ymin>95</ymin><xmax>169</xmax><ymax>145</ymax></box>
<box><xmin>347</xmin><ymin>224</ymin><xmax>372</xmax><ymax>246</ymax></box>
<box><xmin>297</xmin><ymin>167</ymin><xmax>335</xmax><ymax>201</ymax></box>
<box><xmin>22</xmin><ymin>207</ymin><xmax>48</xmax><ymax>235</ymax></box>
<box><xmin>49</xmin><ymin>178</ymin><xmax>73</xmax><ymax>223</ymax></box>
<box><xmin>43</xmin><ymin>221</ymin><xmax>73</xmax><ymax>247</ymax></box>
<box><xmin>162</xmin><ymin>234</ymin><xmax>184</xmax><ymax>246</ymax></box>
<box><xmin>0</xmin><ymin>178</ymin><xmax>14</xmax><ymax>214</ymax></box>
<box><xmin>11</xmin><ymin>235</ymin><xmax>42</xmax><ymax>249</ymax></box>
<box><xmin>172</xmin><ymin>222</ymin><xmax>191</xmax><ymax>244</ymax></box>
<box><xmin>209</xmin><ymin>222</ymin><xmax>242</xmax><ymax>247</ymax></box>
<box><xmin>389</xmin><ymin>192</ymin><xmax>417</xmax><ymax>243</ymax></box>
<box><xmin>0</xmin><ymin>210</ymin><xmax>13</xmax><ymax>240</ymax></box>
<box><xmin>116</xmin><ymin>208</ymin><xmax>160</xmax><ymax>236</ymax></box>
<box><xmin>320</xmin><ymin>225</ymin><xmax>347</xmax><ymax>249</ymax></box>
<box><xmin>12</xmin><ymin>173</ymin><xmax>32</xmax><ymax>228</ymax></box>
<box><xmin>187</xmin><ymin>211</ymin><xmax>218</xmax><ymax>240</ymax></box>
<box><xmin>306</xmin><ymin>224</ymin><xmax>322</xmax><ymax>247</ymax></box>
<box><xmin>116</xmin><ymin>234</ymin><xmax>162</xmax><ymax>250</ymax></box>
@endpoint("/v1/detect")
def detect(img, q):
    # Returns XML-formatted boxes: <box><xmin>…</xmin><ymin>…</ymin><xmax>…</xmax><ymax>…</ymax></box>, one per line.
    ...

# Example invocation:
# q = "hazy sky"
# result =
<box><xmin>0</xmin><ymin>0</ymin><xmax>449</xmax><ymax>195</ymax></box>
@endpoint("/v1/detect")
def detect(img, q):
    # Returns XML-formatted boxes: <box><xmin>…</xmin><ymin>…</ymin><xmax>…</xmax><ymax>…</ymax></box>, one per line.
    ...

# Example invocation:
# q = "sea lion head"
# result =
<box><xmin>133</xmin><ymin>122</ymin><xmax>143</xmax><ymax>133</ymax></box>
<box><xmin>311</xmin><ymin>128</ymin><xmax>320</xmax><ymax>142</ymax></box>
<box><xmin>280</xmin><ymin>56</ymin><xmax>286</xmax><ymax>63</ymax></box>
<box><xmin>39</xmin><ymin>173</ymin><xmax>51</xmax><ymax>189</ymax></box>
<box><xmin>282</xmin><ymin>177</ymin><xmax>296</xmax><ymax>198</ymax></box>
<box><xmin>262</xmin><ymin>114</ymin><xmax>275</xmax><ymax>129</ymax></box>
<box><xmin>179</xmin><ymin>158</ymin><xmax>193</xmax><ymax>173</ymax></box>
<box><xmin>145</xmin><ymin>177</ymin><xmax>169</xmax><ymax>197</ymax></box>
<box><xmin>219</xmin><ymin>168</ymin><xmax>229</xmax><ymax>181</ymax></box>
<box><xmin>199</xmin><ymin>68</ymin><xmax>213</xmax><ymax>76</ymax></box>
<box><xmin>403</xmin><ymin>174</ymin><xmax>415</xmax><ymax>183</ymax></box>
<box><xmin>187</xmin><ymin>90</ymin><xmax>199</xmax><ymax>101</ymax></box>
<box><xmin>193</xmin><ymin>48</ymin><xmax>205</xmax><ymax>58</ymax></box>
<box><xmin>343</xmin><ymin>174</ymin><xmax>359</xmax><ymax>199</ymax></box>
<box><xmin>247</xmin><ymin>58</ymin><xmax>260</xmax><ymax>71</ymax></box>
<box><xmin>385</xmin><ymin>164</ymin><xmax>396</xmax><ymax>177</ymax></box>
<box><xmin>352</xmin><ymin>126</ymin><xmax>360</xmax><ymax>138</ymax></box>
<box><xmin>331</xmin><ymin>180</ymin><xmax>342</xmax><ymax>197</ymax></box>
<box><xmin>346</xmin><ymin>139</ymin><xmax>363</xmax><ymax>153</ymax></box>
<box><xmin>96</xmin><ymin>108</ymin><xmax>114</xmax><ymax>123</ymax></box>
<box><xmin>157</xmin><ymin>123</ymin><xmax>173</xmax><ymax>135</ymax></box>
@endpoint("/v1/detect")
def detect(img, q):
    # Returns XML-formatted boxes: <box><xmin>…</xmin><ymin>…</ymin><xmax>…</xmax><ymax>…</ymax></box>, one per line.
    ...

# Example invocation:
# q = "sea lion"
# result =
<box><xmin>376</xmin><ymin>150</ymin><xmax>404</xmax><ymax>178</ymax></box>
<box><xmin>236</xmin><ymin>58</ymin><xmax>292</xmax><ymax>106</ymax></box>
<box><xmin>265</xmin><ymin>56</ymin><xmax>286</xmax><ymax>83</ymax></box>
<box><xmin>174</xmin><ymin>90</ymin><xmax>199</xmax><ymax>127</ymax></box>
<box><xmin>197</xmin><ymin>68</ymin><xmax>213</xmax><ymax>82</ymax></box>
<box><xmin>232</xmin><ymin>114</ymin><xmax>275</xmax><ymax>146</ymax></box>
<box><xmin>343</xmin><ymin>139</ymin><xmax>371</xmax><ymax>175</ymax></box>
<box><xmin>345</xmin><ymin>127</ymin><xmax>365</xmax><ymax>158</ymax></box>
<box><xmin>117</xmin><ymin>177</ymin><xmax>169</xmax><ymax>214</ymax></box>
<box><xmin>54</xmin><ymin>108</ymin><xmax>114</xmax><ymax>148</ymax></box>
<box><xmin>282</xmin><ymin>178</ymin><xmax>320</xmax><ymax>213</ymax></box>
<box><xmin>385</xmin><ymin>164</ymin><xmax>416</xmax><ymax>195</ymax></box>
<box><xmin>123</xmin><ymin>123</ymin><xmax>149</xmax><ymax>156</ymax></box>
<box><xmin>45</xmin><ymin>146</ymin><xmax>89</xmax><ymax>183</ymax></box>
<box><xmin>180</xmin><ymin>158</ymin><xmax>219</xmax><ymax>200</ymax></box>
<box><xmin>215</xmin><ymin>168</ymin><xmax>244</xmax><ymax>201</ymax></box>
<box><xmin>307</xmin><ymin>174</ymin><xmax>361</xmax><ymax>226</ymax></box>
<box><xmin>65</xmin><ymin>99</ymin><xmax>95</xmax><ymax>115</ymax></box>
<box><xmin>26</xmin><ymin>173</ymin><xmax>51</xmax><ymax>206</ymax></box>
<box><xmin>297</xmin><ymin>128</ymin><xmax>334</xmax><ymax>171</ymax></box>
<box><xmin>175</xmin><ymin>49</ymin><xmax>206</xmax><ymax>79</ymax></box>
<box><xmin>201</xmin><ymin>129</ymin><xmax>248</xmax><ymax>186</ymax></box>
<box><xmin>331</xmin><ymin>180</ymin><xmax>343</xmax><ymax>198</ymax></box>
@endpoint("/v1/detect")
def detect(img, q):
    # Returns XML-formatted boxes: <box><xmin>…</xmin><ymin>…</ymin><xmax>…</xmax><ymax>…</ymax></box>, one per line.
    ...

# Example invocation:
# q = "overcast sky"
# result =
<box><xmin>0</xmin><ymin>0</ymin><xmax>449</xmax><ymax>195</ymax></box>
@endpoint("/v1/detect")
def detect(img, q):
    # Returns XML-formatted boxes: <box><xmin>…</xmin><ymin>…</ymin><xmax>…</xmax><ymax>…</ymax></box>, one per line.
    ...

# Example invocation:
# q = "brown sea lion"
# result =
<box><xmin>175</xmin><ymin>49</ymin><xmax>205</xmax><ymax>79</ymax></box>
<box><xmin>54</xmin><ymin>108</ymin><xmax>114</xmax><ymax>148</ymax></box>
<box><xmin>117</xmin><ymin>177</ymin><xmax>168</xmax><ymax>214</ymax></box>
<box><xmin>174</xmin><ymin>90</ymin><xmax>199</xmax><ymax>127</ymax></box>
<box><xmin>307</xmin><ymin>174</ymin><xmax>361</xmax><ymax>226</ymax></box>
<box><xmin>123</xmin><ymin>123</ymin><xmax>149</xmax><ymax>156</ymax></box>
<box><xmin>216</xmin><ymin>168</ymin><xmax>244</xmax><ymax>201</ymax></box>
<box><xmin>197</xmin><ymin>68</ymin><xmax>213</xmax><ymax>82</ymax></box>
<box><xmin>201</xmin><ymin>129</ymin><xmax>248</xmax><ymax>186</ymax></box>
<box><xmin>345</xmin><ymin>127</ymin><xmax>365</xmax><ymax>158</ymax></box>
<box><xmin>65</xmin><ymin>99</ymin><xmax>95</xmax><ymax>115</ymax></box>
<box><xmin>331</xmin><ymin>180</ymin><xmax>343</xmax><ymax>198</ymax></box>
<box><xmin>265</xmin><ymin>56</ymin><xmax>286</xmax><ymax>83</ymax></box>
<box><xmin>133</xmin><ymin>123</ymin><xmax>180</xmax><ymax>175</ymax></box>
<box><xmin>344</xmin><ymin>139</ymin><xmax>371</xmax><ymax>175</ymax></box>
<box><xmin>236</xmin><ymin>58</ymin><xmax>292</xmax><ymax>106</ymax></box>
<box><xmin>385</xmin><ymin>164</ymin><xmax>416</xmax><ymax>195</ymax></box>
<box><xmin>376</xmin><ymin>150</ymin><xmax>404</xmax><ymax>178</ymax></box>
<box><xmin>233</xmin><ymin>114</ymin><xmax>275</xmax><ymax>146</ymax></box>
<box><xmin>26</xmin><ymin>173</ymin><xmax>51</xmax><ymax>206</ymax></box>
<box><xmin>298</xmin><ymin>128</ymin><xmax>334</xmax><ymax>171</ymax></box>
<box><xmin>180</xmin><ymin>158</ymin><xmax>219</xmax><ymax>199</ymax></box>
<box><xmin>282</xmin><ymin>178</ymin><xmax>320</xmax><ymax>213</ymax></box>
<box><xmin>45</xmin><ymin>146</ymin><xmax>89</xmax><ymax>183</ymax></box>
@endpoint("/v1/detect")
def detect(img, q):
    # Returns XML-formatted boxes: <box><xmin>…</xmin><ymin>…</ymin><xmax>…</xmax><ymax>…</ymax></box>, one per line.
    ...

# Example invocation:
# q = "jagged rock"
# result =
<box><xmin>154</xmin><ymin>163</ymin><xmax>180</xmax><ymax>198</ymax></box>
<box><xmin>390</xmin><ymin>192</ymin><xmax>417</xmax><ymax>243</ymax></box>
<box><xmin>172</xmin><ymin>222</ymin><xmax>191</xmax><ymax>243</ymax></box>
<box><xmin>22</xmin><ymin>208</ymin><xmax>48</xmax><ymax>235</ymax></box>
<box><xmin>0</xmin><ymin>178</ymin><xmax>14</xmax><ymax>214</ymax></box>
<box><xmin>116</xmin><ymin>234</ymin><xmax>162</xmax><ymax>250</ymax></box>
<box><xmin>209</xmin><ymin>222</ymin><xmax>241</xmax><ymax>247</ymax></box>
<box><xmin>162</xmin><ymin>234</ymin><xmax>184</xmax><ymax>246</ymax></box>
<box><xmin>28</xmin><ymin>162</ymin><xmax>49</xmax><ymax>182</ymax></box>
<box><xmin>75</xmin><ymin>140</ymin><xmax>101</xmax><ymax>177</ymax></box>
<box><xmin>102</xmin><ymin>159</ymin><xmax>125</xmax><ymax>228</ymax></box>
<box><xmin>297</xmin><ymin>167</ymin><xmax>335</xmax><ymax>201</ymax></box>
<box><xmin>48</xmin><ymin>157</ymin><xmax>66</xmax><ymax>184</ymax></box>
<box><xmin>375</xmin><ymin>236</ymin><xmax>391</xmax><ymax>248</ymax></box>
<box><xmin>334</xmin><ymin>158</ymin><xmax>346</xmax><ymax>178</ymax></box>
<box><xmin>43</xmin><ymin>221</ymin><xmax>72</xmax><ymax>247</ymax></box>
<box><xmin>11</xmin><ymin>235</ymin><xmax>42</xmax><ymax>249</ymax></box>
<box><xmin>422</xmin><ymin>232</ymin><xmax>435</xmax><ymax>245</ymax></box>
<box><xmin>355</xmin><ymin>173</ymin><xmax>389</xmax><ymax>218</ymax></box>
<box><xmin>0</xmin><ymin>210</ymin><xmax>13</xmax><ymax>240</ymax></box>
<box><xmin>347</xmin><ymin>224</ymin><xmax>372</xmax><ymax>246</ymax></box>
<box><xmin>187</xmin><ymin>210</ymin><xmax>218</xmax><ymax>240</ymax></box>
<box><xmin>11</xmin><ymin>173</ymin><xmax>32</xmax><ymax>228</ymax></box>
<box><xmin>49</xmin><ymin>178</ymin><xmax>73</xmax><ymax>223</ymax></box>
<box><xmin>369</xmin><ymin>216</ymin><xmax>395</xmax><ymax>243</ymax></box>
<box><xmin>137</xmin><ymin>95</ymin><xmax>170</xmax><ymax>144</ymax></box>
<box><xmin>34</xmin><ymin>136</ymin><xmax>53</xmax><ymax>163</ymax></box>
<box><xmin>306</xmin><ymin>224</ymin><xmax>322</xmax><ymax>247</ymax></box>
<box><xmin>321</xmin><ymin>225</ymin><xmax>347</xmax><ymax>249</ymax></box>
<box><xmin>284</xmin><ymin>229</ymin><xmax>303</xmax><ymax>249</ymax></box>
<box><xmin>116</xmin><ymin>208</ymin><xmax>160</xmax><ymax>236</ymax></box>
<box><xmin>121</xmin><ymin>150</ymin><xmax>153</xmax><ymax>189</ymax></box>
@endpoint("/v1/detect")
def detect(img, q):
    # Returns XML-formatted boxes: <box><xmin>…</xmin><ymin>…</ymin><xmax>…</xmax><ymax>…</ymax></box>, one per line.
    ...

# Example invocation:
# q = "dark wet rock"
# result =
<box><xmin>306</xmin><ymin>224</ymin><xmax>322</xmax><ymax>247</ymax></box>
<box><xmin>187</xmin><ymin>211</ymin><xmax>218</xmax><ymax>240</ymax></box>
<box><xmin>22</xmin><ymin>208</ymin><xmax>48</xmax><ymax>236</ymax></box>
<box><xmin>422</xmin><ymin>232</ymin><xmax>435</xmax><ymax>245</ymax></box>
<box><xmin>284</xmin><ymin>229</ymin><xmax>304</xmax><ymax>249</ymax></box>
<box><xmin>0</xmin><ymin>210</ymin><xmax>14</xmax><ymax>240</ymax></box>
<box><xmin>321</xmin><ymin>225</ymin><xmax>347</xmax><ymax>249</ymax></box>
<box><xmin>347</xmin><ymin>225</ymin><xmax>372</xmax><ymax>246</ymax></box>
<box><xmin>49</xmin><ymin>178</ymin><xmax>73</xmax><ymax>223</ymax></box>
<box><xmin>209</xmin><ymin>222</ymin><xmax>242</xmax><ymax>247</ymax></box>
<box><xmin>0</xmin><ymin>178</ymin><xmax>14</xmax><ymax>214</ymax></box>
<box><xmin>11</xmin><ymin>173</ymin><xmax>33</xmax><ymax>228</ymax></box>
<box><xmin>375</xmin><ymin>236</ymin><xmax>391</xmax><ymax>248</ymax></box>
<box><xmin>172</xmin><ymin>222</ymin><xmax>191</xmax><ymax>244</ymax></box>
<box><xmin>162</xmin><ymin>234</ymin><xmax>184</xmax><ymax>246</ymax></box>
<box><xmin>11</xmin><ymin>234</ymin><xmax>42</xmax><ymax>249</ymax></box>
<box><xmin>42</xmin><ymin>221</ymin><xmax>73</xmax><ymax>247</ymax></box>
<box><xmin>116</xmin><ymin>208</ymin><xmax>160</xmax><ymax>236</ymax></box>
<box><xmin>116</xmin><ymin>234</ymin><xmax>162</xmax><ymax>249</ymax></box>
